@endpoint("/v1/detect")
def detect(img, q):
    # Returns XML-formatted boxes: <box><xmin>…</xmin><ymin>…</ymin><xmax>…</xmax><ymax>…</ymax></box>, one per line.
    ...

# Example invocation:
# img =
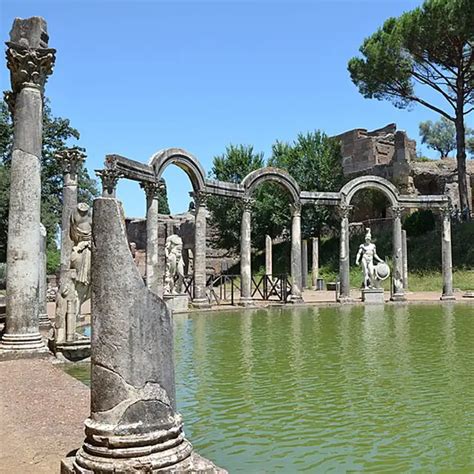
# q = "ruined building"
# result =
<box><xmin>333</xmin><ymin>123</ymin><xmax>474</xmax><ymax>209</ymax></box>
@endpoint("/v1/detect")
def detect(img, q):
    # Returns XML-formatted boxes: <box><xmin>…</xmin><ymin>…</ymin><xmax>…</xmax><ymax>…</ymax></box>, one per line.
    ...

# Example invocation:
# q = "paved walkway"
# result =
<box><xmin>0</xmin><ymin>358</ymin><xmax>89</xmax><ymax>474</ymax></box>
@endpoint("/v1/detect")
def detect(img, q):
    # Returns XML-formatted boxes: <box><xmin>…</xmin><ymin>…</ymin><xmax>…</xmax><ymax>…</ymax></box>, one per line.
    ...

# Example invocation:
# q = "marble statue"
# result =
<box><xmin>164</xmin><ymin>234</ymin><xmax>185</xmax><ymax>294</ymax></box>
<box><xmin>54</xmin><ymin>203</ymin><xmax>92</xmax><ymax>343</ymax></box>
<box><xmin>356</xmin><ymin>228</ymin><xmax>385</xmax><ymax>289</ymax></box>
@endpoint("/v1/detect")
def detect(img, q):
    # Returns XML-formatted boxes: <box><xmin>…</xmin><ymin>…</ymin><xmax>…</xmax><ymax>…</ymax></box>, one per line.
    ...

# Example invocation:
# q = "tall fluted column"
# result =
<box><xmin>192</xmin><ymin>191</ymin><xmax>210</xmax><ymax>308</ymax></box>
<box><xmin>2</xmin><ymin>18</ymin><xmax>55</xmax><ymax>352</ymax></box>
<box><xmin>265</xmin><ymin>235</ymin><xmax>272</xmax><ymax>276</ymax></box>
<box><xmin>391</xmin><ymin>206</ymin><xmax>406</xmax><ymax>301</ymax></box>
<box><xmin>141</xmin><ymin>181</ymin><xmax>160</xmax><ymax>294</ymax></box>
<box><xmin>57</xmin><ymin>148</ymin><xmax>85</xmax><ymax>288</ymax></box>
<box><xmin>402</xmin><ymin>229</ymin><xmax>408</xmax><ymax>290</ymax></box>
<box><xmin>301</xmin><ymin>239</ymin><xmax>308</xmax><ymax>289</ymax></box>
<box><xmin>311</xmin><ymin>237</ymin><xmax>319</xmax><ymax>290</ymax></box>
<box><xmin>96</xmin><ymin>168</ymin><xmax>122</xmax><ymax>197</ymax></box>
<box><xmin>440</xmin><ymin>206</ymin><xmax>455</xmax><ymax>300</ymax></box>
<box><xmin>239</xmin><ymin>198</ymin><xmax>254</xmax><ymax>306</ymax></box>
<box><xmin>290</xmin><ymin>202</ymin><xmax>303</xmax><ymax>303</ymax></box>
<box><xmin>338</xmin><ymin>204</ymin><xmax>352</xmax><ymax>303</ymax></box>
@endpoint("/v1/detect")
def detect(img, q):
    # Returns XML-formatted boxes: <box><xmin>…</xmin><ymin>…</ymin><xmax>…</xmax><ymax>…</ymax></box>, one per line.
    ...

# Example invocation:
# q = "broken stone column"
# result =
<box><xmin>265</xmin><ymin>235</ymin><xmax>272</xmax><ymax>276</ymax></box>
<box><xmin>57</xmin><ymin>148</ymin><xmax>85</xmax><ymax>288</ymax></box>
<box><xmin>1</xmin><ymin>17</ymin><xmax>55</xmax><ymax>352</ymax></box>
<box><xmin>402</xmin><ymin>229</ymin><xmax>408</xmax><ymax>290</ymax></box>
<box><xmin>63</xmin><ymin>197</ymin><xmax>222</xmax><ymax>473</ymax></box>
<box><xmin>192</xmin><ymin>191</ymin><xmax>210</xmax><ymax>308</ymax></box>
<box><xmin>338</xmin><ymin>204</ymin><xmax>352</xmax><ymax>303</ymax></box>
<box><xmin>38</xmin><ymin>224</ymin><xmax>50</xmax><ymax>328</ymax></box>
<box><xmin>311</xmin><ymin>237</ymin><xmax>319</xmax><ymax>290</ymax></box>
<box><xmin>96</xmin><ymin>168</ymin><xmax>122</xmax><ymax>197</ymax></box>
<box><xmin>290</xmin><ymin>202</ymin><xmax>303</xmax><ymax>303</ymax></box>
<box><xmin>239</xmin><ymin>198</ymin><xmax>253</xmax><ymax>306</ymax></box>
<box><xmin>141</xmin><ymin>180</ymin><xmax>160</xmax><ymax>294</ymax></box>
<box><xmin>440</xmin><ymin>206</ymin><xmax>455</xmax><ymax>300</ymax></box>
<box><xmin>391</xmin><ymin>206</ymin><xmax>406</xmax><ymax>301</ymax></box>
<box><xmin>301</xmin><ymin>239</ymin><xmax>308</xmax><ymax>289</ymax></box>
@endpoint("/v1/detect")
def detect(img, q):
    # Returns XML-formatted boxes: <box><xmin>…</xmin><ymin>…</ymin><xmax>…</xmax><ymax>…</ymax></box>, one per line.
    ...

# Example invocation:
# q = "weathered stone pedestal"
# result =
<box><xmin>63</xmin><ymin>197</ymin><xmax>223</xmax><ymax>473</ymax></box>
<box><xmin>53</xmin><ymin>338</ymin><xmax>91</xmax><ymax>362</ymax></box>
<box><xmin>362</xmin><ymin>288</ymin><xmax>385</xmax><ymax>304</ymax></box>
<box><xmin>164</xmin><ymin>294</ymin><xmax>190</xmax><ymax>314</ymax></box>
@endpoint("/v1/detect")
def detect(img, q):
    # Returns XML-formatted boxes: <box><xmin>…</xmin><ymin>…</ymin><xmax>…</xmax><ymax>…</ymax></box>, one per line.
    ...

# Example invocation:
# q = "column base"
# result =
<box><xmin>440</xmin><ymin>294</ymin><xmax>456</xmax><ymax>301</ymax></box>
<box><xmin>0</xmin><ymin>332</ymin><xmax>49</xmax><ymax>360</ymax></box>
<box><xmin>39</xmin><ymin>313</ymin><xmax>52</xmax><ymax>329</ymax></box>
<box><xmin>390</xmin><ymin>293</ymin><xmax>407</xmax><ymax>302</ymax></box>
<box><xmin>337</xmin><ymin>296</ymin><xmax>354</xmax><ymax>304</ymax></box>
<box><xmin>238</xmin><ymin>297</ymin><xmax>255</xmax><ymax>307</ymax></box>
<box><xmin>288</xmin><ymin>295</ymin><xmax>304</xmax><ymax>304</ymax></box>
<box><xmin>191</xmin><ymin>298</ymin><xmax>211</xmax><ymax>309</ymax></box>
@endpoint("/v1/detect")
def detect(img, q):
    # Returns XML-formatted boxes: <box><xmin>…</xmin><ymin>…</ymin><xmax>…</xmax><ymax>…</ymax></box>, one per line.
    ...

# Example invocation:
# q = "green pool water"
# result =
<box><xmin>65</xmin><ymin>304</ymin><xmax>474</xmax><ymax>472</ymax></box>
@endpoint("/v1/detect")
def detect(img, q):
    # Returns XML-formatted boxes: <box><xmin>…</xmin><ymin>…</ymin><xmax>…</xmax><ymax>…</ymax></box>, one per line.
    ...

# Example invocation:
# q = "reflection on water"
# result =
<box><xmin>66</xmin><ymin>304</ymin><xmax>474</xmax><ymax>473</ymax></box>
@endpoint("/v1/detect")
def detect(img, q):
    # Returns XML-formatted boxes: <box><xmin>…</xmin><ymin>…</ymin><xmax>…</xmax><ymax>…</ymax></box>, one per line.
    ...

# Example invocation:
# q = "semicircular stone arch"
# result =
<box><xmin>242</xmin><ymin>167</ymin><xmax>301</xmax><ymax>204</ymax></box>
<box><xmin>149</xmin><ymin>148</ymin><xmax>206</xmax><ymax>192</ymax></box>
<box><xmin>340</xmin><ymin>175</ymin><xmax>400</xmax><ymax>208</ymax></box>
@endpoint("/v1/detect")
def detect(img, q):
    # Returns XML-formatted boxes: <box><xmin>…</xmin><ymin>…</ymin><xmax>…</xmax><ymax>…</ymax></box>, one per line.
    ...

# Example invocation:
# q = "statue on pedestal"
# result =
<box><xmin>356</xmin><ymin>228</ymin><xmax>386</xmax><ymax>289</ymax></box>
<box><xmin>164</xmin><ymin>234</ymin><xmax>185</xmax><ymax>294</ymax></box>
<box><xmin>54</xmin><ymin>203</ymin><xmax>92</xmax><ymax>344</ymax></box>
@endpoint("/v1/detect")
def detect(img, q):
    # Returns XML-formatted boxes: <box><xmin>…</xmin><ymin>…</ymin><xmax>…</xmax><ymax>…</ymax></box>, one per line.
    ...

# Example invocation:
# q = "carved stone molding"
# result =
<box><xmin>391</xmin><ymin>206</ymin><xmax>404</xmax><ymax>219</ymax></box>
<box><xmin>337</xmin><ymin>204</ymin><xmax>353</xmax><ymax>220</ymax></box>
<box><xmin>6</xmin><ymin>43</ymin><xmax>56</xmax><ymax>96</ymax></box>
<box><xmin>241</xmin><ymin>197</ymin><xmax>255</xmax><ymax>212</ymax></box>
<box><xmin>56</xmin><ymin>147</ymin><xmax>86</xmax><ymax>176</ymax></box>
<box><xmin>96</xmin><ymin>168</ymin><xmax>123</xmax><ymax>195</ymax></box>
<box><xmin>290</xmin><ymin>202</ymin><xmax>302</xmax><ymax>217</ymax></box>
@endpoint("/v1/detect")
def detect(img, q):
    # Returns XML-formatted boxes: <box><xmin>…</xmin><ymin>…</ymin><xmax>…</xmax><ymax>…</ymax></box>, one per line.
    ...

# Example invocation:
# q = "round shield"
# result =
<box><xmin>375</xmin><ymin>262</ymin><xmax>390</xmax><ymax>281</ymax></box>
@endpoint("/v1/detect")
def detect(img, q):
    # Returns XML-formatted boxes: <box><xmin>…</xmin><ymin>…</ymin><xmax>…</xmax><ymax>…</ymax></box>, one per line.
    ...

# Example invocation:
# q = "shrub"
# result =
<box><xmin>403</xmin><ymin>209</ymin><xmax>436</xmax><ymax>237</ymax></box>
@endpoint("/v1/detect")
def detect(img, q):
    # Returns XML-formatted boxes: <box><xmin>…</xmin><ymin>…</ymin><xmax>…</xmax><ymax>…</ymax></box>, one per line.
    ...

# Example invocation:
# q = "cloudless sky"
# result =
<box><xmin>2</xmin><ymin>0</ymin><xmax>472</xmax><ymax>217</ymax></box>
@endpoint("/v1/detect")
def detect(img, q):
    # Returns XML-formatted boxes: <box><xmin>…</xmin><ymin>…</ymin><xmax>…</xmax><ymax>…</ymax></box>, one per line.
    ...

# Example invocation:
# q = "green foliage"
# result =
<box><xmin>46</xmin><ymin>247</ymin><xmax>60</xmax><ymax>275</ymax></box>
<box><xmin>348</xmin><ymin>0</ymin><xmax>474</xmax><ymax>209</ymax></box>
<box><xmin>207</xmin><ymin>134</ymin><xmax>343</xmax><ymax>253</ymax></box>
<box><xmin>158</xmin><ymin>179</ymin><xmax>170</xmax><ymax>214</ymax></box>
<box><xmin>0</xmin><ymin>98</ymin><xmax>99</xmax><ymax>264</ymax></box>
<box><xmin>403</xmin><ymin>209</ymin><xmax>436</xmax><ymax>237</ymax></box>
<box><xmin>0</xmin><ymin>262</ymin><xmax>6</xmax><ymax>289</ymax></box>
<box><xmin>419</xmin><ymin>117</ymin><xmax>457</xmax><ymax>158</ymax></box>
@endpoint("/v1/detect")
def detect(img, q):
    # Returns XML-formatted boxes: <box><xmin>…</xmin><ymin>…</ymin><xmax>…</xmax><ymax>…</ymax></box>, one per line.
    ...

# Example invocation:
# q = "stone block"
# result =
<box><xmin>164</xmin><ymin>293</ymin><xmax>189</xmax><ymax>313</ymax></box>
<box><xmin>362</xmin><ymin>288</ymin><xmax>385</xmax><ymax>304</ymax></box>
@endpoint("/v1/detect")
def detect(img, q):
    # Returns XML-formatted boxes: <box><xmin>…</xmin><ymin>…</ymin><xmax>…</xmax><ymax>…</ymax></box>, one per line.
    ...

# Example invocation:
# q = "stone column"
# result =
<box><xmin>38</xmin><ymin>224</ymin><xmax>50</xmax><ymax>328</ymax></box>
<box><xmin>402</xmin><ymin>229</ymin><xmax>408</xmax><ymax>290</ymax></box>
<box><xmin>440</xmin><ymin>206</ymin><xmax>455</xmax><ymax>300</ymax></box>
<box><xmin>65</xmin><ymin>197</ymin><xmax>201</xmax><ymax>472</ymax></box>
<box><xmin>391</xmin><ymin>206</ymin><xmax>406</xmax><ymax>301</ymax></box>
<box><xmin>265</xmin><ymin>235</ymin><xmax>272</xmax><ymax>276</ymax></box>
<box><xmin>141</xmin><ymin>181</ymin><xmax>161</xmax><ymax>294</ymax></box>
<box><xmin>301</xmin><ymin>239</ymin><xmax>308</xmax><ymax>289</ymax></box>
<box><xmin>338</xmin><ymin>204</ymin><xmax>352</xmax><ymax>303</ymax></box>
<box><xmin>192</xmin><ymin>191</ymin><xmax>210</xmax><ymax>308</ymax></box>
<box><xmin>239</xmin><ymin>198</ymin><xmax>254</xmax><ymax>306</ymax></box>
<box><xmin>2</xmin><ymin>18</ymin><xmax>55</xmax><ymax>352</ymax></box>
<box><xmin>290</xmin><ymin>202</ymin><xmax>303</xmax><ymax>303</ymax></box>
<box><xmin>57</xmin><ymin>148</ymin><xmax>85</xmax><ymax>288</ymax></box>
<box><xmin>96</xmin><ymin>168</ymin><xmax>122</xmax><ymax>197</ymax></box>
<box><xmin>311</xmin><ymin>237</ymin><xmax>319</xmax><ymax>290</ymax></box>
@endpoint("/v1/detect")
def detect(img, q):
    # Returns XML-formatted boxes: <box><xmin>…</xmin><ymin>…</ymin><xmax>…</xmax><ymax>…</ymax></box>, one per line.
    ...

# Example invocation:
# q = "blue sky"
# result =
<box><xmin>2</xmin><ymin>0</ymin><xmax>471</xmax><ymax>217</ymax></box>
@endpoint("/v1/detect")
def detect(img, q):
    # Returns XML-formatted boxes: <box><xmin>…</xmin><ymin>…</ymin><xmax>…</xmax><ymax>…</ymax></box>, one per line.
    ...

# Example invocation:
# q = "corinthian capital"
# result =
<box><xmin>242</xmin><ymin>197</ymin><xmax>255</xmax><ymax>212</ymax></box>
<box><xmin>190</xmin><ymin>190</ymin><xmax>208</xmax><ymax>208</ymax></box>
<box><xmin>391</xmin><ymin>206</ymin><xmax>404</xmax><ymax>219</ymax></box>
<box><xmin>96</xmin><ymin>168</ymin><xmax>123</xmax><ymax>196</ymax></box>
<box><xmin>337</xmin><ymin>203</ymin><xmax>353</xmax><ymax>219</ymax></box>
<box><xmin>290</xmin><ymin>201</ymin><xmax>302</xmax><ymax>217</ymax></box>
<box><xmin>55</xmin><ymin>147</ymin><xmax>86</xmax><ymax>176</ymax></box>
<box><xmin>140</xmin><ymin>180</ymin><xmax>162</xmax><ymax>200</ymax></box>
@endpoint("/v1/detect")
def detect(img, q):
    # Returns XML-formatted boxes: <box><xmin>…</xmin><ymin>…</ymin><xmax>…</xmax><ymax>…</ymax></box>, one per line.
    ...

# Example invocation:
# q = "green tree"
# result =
<box><xmin>158</xmin><ymin>179</ymin><xmax>170</xmax><ymax>215</ymax></box>
<box><xmin>207</xmin><ymin>144</ymin><xmax>265</xmax><ymax>252</ymax></box>
<box><xmin>419</xmin><ymin>116</ymin><xmax>457</xmax><ymax>158</ymax></box>
<box><xmin>348</xmin><ymin>0</ymin><xmax>474</xmax><ymax>214</ymax></box>
<box><xmin>0</xmin><ymin>98</ymin><xmax>99</xmax><ymax>265</ymax></box>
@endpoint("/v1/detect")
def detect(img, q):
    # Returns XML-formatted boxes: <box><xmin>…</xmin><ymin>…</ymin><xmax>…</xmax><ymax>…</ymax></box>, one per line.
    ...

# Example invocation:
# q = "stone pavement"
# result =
<box><xmin>0</xmin><ymin>358</ymin><xmax>89</xmax><ymax>474</ymax></box>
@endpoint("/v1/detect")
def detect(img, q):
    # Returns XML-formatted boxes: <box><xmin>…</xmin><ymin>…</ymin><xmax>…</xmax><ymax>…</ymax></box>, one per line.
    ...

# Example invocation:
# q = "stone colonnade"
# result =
<box><xmin>1</xmin><ymin>18</ymin><xmax>55</xmax><ymax>352</ymax></box>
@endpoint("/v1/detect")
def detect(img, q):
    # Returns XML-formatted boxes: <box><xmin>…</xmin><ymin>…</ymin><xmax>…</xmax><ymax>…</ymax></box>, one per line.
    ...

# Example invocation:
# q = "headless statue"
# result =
<box><xmin>164</xmin><ymin>234</ymin><xmax>185</xmax><ymax>294</ymax></box>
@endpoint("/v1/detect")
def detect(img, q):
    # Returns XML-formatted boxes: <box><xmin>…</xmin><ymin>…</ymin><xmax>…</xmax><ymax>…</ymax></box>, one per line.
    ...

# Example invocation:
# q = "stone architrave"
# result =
<box><xmin>62</xmin><ymin>197</ymin><xmax>223</xmax><ymax>473</ymax></box>
<box><xmin>265</xmin><ymin>235</ymin><xmax>272</xmax><ymax>276</ymax></box>
<box><xmin>57</xmin><ymin>148</ymin><xmax>85</xmax><ymax>289</ymax></box>
<box><xmin>338</xmin><ymin>203</ymin><xmax>352</xmax><ymax>303</ymax></box>
<box><xmin>239</xmin><ymin>197</ymin><xmax>254</xmax><ymax>306</ymax></box>
<box><xmin>191</xmin><ymin>191</ymin><xmax>210</xmax><ymax>308</ymax></box>
<box><xmin>301</xmin><ymin>239</ymin><xmax>308</xmax><ymax>289</ymax></box>
<box><xmin>440</xmin><ymin>206</ymin><xmax>455</xmax><ymax>300</ymax></box>
<box><xmin>140</xmin><ymin>180</ymin><xmax>160</xmax><ymax>294</ymax></box>
<box><xmin>1</xmin><ymin>17</ymin><xmax>55</xmax><ymax>352</ymax></box>
<box><xmin>311</xmin><ymin>237</ymin><xmax>319</xmax><ymax>290</ymax></box>
<box><xmin>289</xmin><ymin>202</ymin><xmax>303</xmax><ymax>303</ymax></box>
<box><xmin>402</xmin><ymin>229</ymin><xmax>408</xmax><ymax>290</ymax></box>
<box><xmin>390</xmin><ymin>206</ymin><xmax>406</xmax><ymax>301</ymax></box>
<box><xmin>38</xmin><ymin>223</ymin><xmax>50</xmax><ymax>328</ymax></box>
<box><xmin>96</xmin><ymin>168</ymin><xmax>122</xmax><ymax>197</ymax></box>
